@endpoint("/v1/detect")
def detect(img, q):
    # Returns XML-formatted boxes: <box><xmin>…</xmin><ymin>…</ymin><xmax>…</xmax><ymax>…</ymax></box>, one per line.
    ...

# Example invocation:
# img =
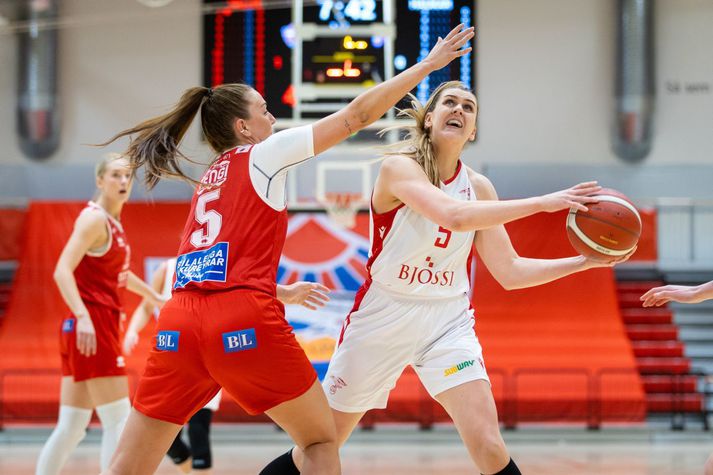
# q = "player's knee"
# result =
<box><xmin>56</xmin><ymin>423</ymin><xmax>87</xmax><ymax>446</ymax></box>
<box><xmin>301</xmin><ymin>417</ymin><xmax>339</xmax><ymax>449</ymax></box>
<box><xmin>96</xmin><ymin>397</ymin><xmax>130</xmax><ymax>430</ymax></box>
<box><xmin>301</xmin><ymin>427</ymin><xmax>339</xmax><ymax>456</ymax></box>
<box><xmin>472</xmin><ymin>431</ymin><xmax>508</xmax><ymax>464</ymax></box>
<box><xmin>56</xmin><ymin>405</ymin><xmax>92</xmax><ymax>442</ymax></box>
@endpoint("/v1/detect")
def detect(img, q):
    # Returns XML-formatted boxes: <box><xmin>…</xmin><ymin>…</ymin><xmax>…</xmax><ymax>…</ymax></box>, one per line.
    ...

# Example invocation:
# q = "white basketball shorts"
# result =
<box><xmin>323</xmin><ymin>283</ymin><xmax>489</xmax><ymax>413</ymax></box>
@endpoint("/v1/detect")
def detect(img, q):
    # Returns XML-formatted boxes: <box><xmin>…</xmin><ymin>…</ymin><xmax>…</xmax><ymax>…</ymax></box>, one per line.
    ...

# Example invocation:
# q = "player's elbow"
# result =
<box><xmin>444</xmin><ymin>206</ymin><xmax>472</xmax><ymax>232</ymax></box>
<box><xmin>496</xmin><ymin>274</ymin><xmax>522</xmax><ymax>291</ymax></box>
<box><xmin>345</xmin><ymin>102</ymin><xmax>374</xmax><ymax>132</ymax></box>
<box><xmin>53</xmin><ymin>266</ymin><xmax>67</xmax><ymax>285</ymax></box>
<box><xmin>489</xmin><ymin>260</ymin><xmax>523</xmax><ymax>291</ymax></box>
<box><xmin>499</xmin><ymin>279</ymin><xmax>521</xmax><ymax>291</ymax></box>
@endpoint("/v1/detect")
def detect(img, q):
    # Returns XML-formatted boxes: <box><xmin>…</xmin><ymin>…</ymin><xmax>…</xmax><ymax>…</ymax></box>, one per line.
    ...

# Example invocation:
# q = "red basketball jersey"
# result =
<box><xmin>74</xmin><ymin>202</ymin><xmax>131</xmax><ymax>310</ymax></box>
<box><xmin>173</xmin><ymin>145</ymin><xmax>288</xmax><ymax>295</ymax></box>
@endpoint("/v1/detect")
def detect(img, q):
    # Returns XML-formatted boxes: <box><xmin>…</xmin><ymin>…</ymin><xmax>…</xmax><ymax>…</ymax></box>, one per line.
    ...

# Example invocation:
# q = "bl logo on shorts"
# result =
<box><xmin>222</xmin><ymin>329</ymin><xmax>257</xmax><ymax>353</ymax></box>
<box><xmin>62</xmin><ymin>319</ymin><xmax>74</xmax><ymax>332</ymax></box>
<box><xmin>156</xmin><ymin>331</ymin><xmax>180</xmax><ymax>352</ymax></box>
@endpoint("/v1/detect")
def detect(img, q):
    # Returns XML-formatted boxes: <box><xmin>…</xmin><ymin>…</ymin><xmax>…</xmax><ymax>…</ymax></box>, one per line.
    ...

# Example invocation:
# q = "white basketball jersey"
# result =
<box><xmin>367</xmin><ymin>161</ymin><xmax>476</xmax><ymax>298</ymax></box>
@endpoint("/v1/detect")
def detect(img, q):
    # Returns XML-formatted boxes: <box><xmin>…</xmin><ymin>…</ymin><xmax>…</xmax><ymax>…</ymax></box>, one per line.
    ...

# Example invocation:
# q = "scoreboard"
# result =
<box><xmin>203</xmin><ymin>1</ymin><xmax>476</xmax><ymax>120</ymax></box>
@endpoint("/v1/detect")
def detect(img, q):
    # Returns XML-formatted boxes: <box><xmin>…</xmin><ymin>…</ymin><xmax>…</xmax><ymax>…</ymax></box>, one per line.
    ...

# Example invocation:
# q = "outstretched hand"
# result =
<box><xmin>540</xmin><ymin>182</ymin><xmax>602</xmax><ymax>213</ymax></box>
<box><xmin>280</xmin><ymin>282</ymin><xmax>331</xmax><ymax>310</ymax></box>
<box><xmin>423</xmin><ymin>24</ymin><xmax>475</xmax><ymax>71</ymax></box>
<box><xmin>641</xmin><ymin>285</ymin><xmax>704</xmax><ymax>307</ymax></box>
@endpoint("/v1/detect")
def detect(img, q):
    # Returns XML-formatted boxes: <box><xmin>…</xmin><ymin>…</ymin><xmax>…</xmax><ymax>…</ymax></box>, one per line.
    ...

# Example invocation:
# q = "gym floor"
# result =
<box><xmin>2</xmin><ymin>424</ymin><xmax>711</xmax><ymax>474</ymax></box>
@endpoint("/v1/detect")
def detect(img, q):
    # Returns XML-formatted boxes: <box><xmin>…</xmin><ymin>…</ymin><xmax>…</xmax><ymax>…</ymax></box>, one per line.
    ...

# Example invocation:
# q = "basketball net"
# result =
<box><xmin>321</xmin><ymin>192</ymin><xmax>362</xmax><ymax>229</ymax></box>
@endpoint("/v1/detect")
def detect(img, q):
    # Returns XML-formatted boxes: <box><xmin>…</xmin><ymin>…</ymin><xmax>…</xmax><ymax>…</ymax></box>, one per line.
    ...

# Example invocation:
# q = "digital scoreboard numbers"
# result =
<box><xmin>203</xmin><ymin>1</ymin><xmax>476</xmax><ymax>120</ymax></box>
<box><xmin>306</xmin><ymin>0</ymin><xmax>383</xmax><ymax>25</ymax></box>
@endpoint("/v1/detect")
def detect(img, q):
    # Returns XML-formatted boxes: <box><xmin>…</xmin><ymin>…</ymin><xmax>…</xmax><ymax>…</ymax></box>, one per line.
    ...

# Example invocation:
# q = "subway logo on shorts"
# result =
<box><xmin>156</xmin><ymin>331</ymin><xmax>180</xmax><ymax>352</ymax></box>
<box><xmin>222</xmin><ymin>329</ymin><xmax>257</xmax><ymax>353</ymax></box>
<box><xmin>444</xmin><ymin>359</ymin><xmax>475</xmax><ymax>377</ymax></box>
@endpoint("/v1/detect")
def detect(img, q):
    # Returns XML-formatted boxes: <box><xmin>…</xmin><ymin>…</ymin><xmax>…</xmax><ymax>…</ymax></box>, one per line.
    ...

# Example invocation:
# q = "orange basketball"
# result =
<box><xmin>566</xmin><ymin>188</ymin><xmax>641</xmax><ymax>261</ymax></box>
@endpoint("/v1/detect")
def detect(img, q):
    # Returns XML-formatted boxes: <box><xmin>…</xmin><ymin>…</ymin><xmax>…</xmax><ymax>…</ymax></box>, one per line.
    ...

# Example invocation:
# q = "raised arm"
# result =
<box><xmin>54</xmin><ymin>210</ymin><xmax>109</xmax><ymax>356</ymax></box>
<box><xmin>312</xmin><ymin>24</ymin><xmax>474</xmax><ymax>155</ymax></box>
<box><xmin>375</xmin><ymin>155</ymin><xmax>601</xmax><ymax>232</ymax></box>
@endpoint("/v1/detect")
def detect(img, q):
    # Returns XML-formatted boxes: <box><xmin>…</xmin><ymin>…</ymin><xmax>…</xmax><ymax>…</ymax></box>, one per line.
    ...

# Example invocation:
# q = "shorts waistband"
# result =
<box><xmin>369</xmin><ymin>281</ymin><xmax>469</xmax><ymax>303</ymax></box>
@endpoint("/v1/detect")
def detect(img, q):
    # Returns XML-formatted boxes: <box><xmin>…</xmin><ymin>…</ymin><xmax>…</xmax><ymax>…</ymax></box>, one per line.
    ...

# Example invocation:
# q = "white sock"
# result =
<box><xmin>96</xmin><ymin>397</ymin><xmax>130</xmax><ymax>471</ymax></box>
<box><xmin>36</xmin><ymin>405</ymin><xmax>92</xmax><ymax>475</ymax></box>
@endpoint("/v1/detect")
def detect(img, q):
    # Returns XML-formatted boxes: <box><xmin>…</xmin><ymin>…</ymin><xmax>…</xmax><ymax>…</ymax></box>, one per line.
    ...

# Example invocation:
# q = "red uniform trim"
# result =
<box><xmin>338</xmin><ymin>279</ymin><xmax>371</xmax><ymax>346</ymax></box>
<box><xmin>442</xmin><ymin>160</ymin><xmax>463</xmax><ymax>185</ymax></box>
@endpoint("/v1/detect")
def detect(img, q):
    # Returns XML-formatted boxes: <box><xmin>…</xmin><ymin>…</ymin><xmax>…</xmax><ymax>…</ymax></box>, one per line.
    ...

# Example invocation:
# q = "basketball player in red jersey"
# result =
<box><xmin>98</xmin><ymin>24</ymin><xmax>475</xmax><ymax>475</ymax></box>
<box><xmin>36</xmin><ymin>154</ymin><xmax>165</xmax><ymax>475</ymax></box>
<box><xmin>264</xmin><ymin>81</ymin><xmax>636</xmax><ymax>475</ymax></box>
<box><xmin>123</xmin><ymin>257</ymin><xmax>329</xmax><ymax>474</ymax></box>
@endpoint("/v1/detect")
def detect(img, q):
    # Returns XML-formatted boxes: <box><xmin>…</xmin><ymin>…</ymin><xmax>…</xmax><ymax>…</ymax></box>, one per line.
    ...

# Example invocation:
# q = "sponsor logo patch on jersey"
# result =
<box><xmin>156</xmin><ymin>331</ymin><xmax>180</xmax><ymax>352</ymax></box>
<box><xmin>174</xmin><ymin>242</ymin><xmax>229</xmax><ymax>289</ymax></box>
<box><xmin>222</xmin><ymin>329</ymin><xmax>257</xmax><ymax>353</ymax></box>
<box><xmin>328</xmin><ymin>375</ymin><xmax>348</xmax><ymax>395</ymax></box>
<box><xmin>198</xmin><ymin>159</ymin><xmax>230</xmax><ymax>195</ymax></box>
<box><xmin>62</xmin><ymin>318</ymin><xmax>75</xmax><ymax>333</ymax></box>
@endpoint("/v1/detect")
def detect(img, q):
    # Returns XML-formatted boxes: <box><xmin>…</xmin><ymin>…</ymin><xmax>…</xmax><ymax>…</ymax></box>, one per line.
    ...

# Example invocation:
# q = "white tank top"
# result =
<box><xmin>367</xmin><ymin>161</ymin><xmax>476</xmax><ymax>298</ymax></box>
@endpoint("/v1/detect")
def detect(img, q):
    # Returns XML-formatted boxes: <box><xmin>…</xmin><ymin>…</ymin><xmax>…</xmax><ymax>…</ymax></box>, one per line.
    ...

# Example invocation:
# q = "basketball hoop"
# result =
<box><xmin>321</xmin><ymin>192</ymin><xmax>363</xmax><ymax>229</ymax></box>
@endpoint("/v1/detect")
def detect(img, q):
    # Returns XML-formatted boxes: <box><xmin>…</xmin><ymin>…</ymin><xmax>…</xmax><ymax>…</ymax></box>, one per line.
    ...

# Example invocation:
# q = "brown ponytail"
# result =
<box><xmin>379</xmin><ymin>81</ymin><xmax>474</xmax><ymax>187</ymax></box>
<box><xmin>100</xmin><ymin>83</ymin><xmax>253</xmax><ymax>190</ymax></box>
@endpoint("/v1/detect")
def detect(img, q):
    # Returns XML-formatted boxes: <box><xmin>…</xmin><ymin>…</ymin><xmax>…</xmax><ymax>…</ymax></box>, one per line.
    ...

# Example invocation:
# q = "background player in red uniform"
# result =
<box><xmin>99</xmin><ymin>23</ymin><xmax>474</xmax><ymax>475</ymax></box>
<box><xmin>36</xmin><ymin>153</ymin><xmax>164</xmax><ymax>475</ymax></box>
<box><xmin>263</xmin><ymin>81</ymin><xmax>635</xmax><ymax>475</ymax></box>
<box><xmin>123</xmin><ymin>258</ymin><xmax>329</xmax><ymax>474</ymax></box>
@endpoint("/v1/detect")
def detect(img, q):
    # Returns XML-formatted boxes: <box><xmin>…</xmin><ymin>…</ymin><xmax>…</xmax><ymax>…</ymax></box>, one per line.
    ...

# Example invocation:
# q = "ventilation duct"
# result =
<box><xmin>613</xmin><ymin>0</ymin><xmax>655</xmax><ymax>162</ymax></box>
<box><xmin>17</xmin><ymin>0</ymin><xmax>59</xmax><ymax>160</ymax></box>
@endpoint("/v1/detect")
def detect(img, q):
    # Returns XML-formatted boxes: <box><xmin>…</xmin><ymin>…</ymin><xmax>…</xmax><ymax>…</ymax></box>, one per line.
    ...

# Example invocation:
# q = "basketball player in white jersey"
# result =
<box><xmin>262</xmin><ymin>81</ymin><xmax>634</xmax><ymax>475</ymax></box>
<box><xmin>124</xmin><ymin>259</ymin><xmax>330</xmax><ymax>473</ymax></box>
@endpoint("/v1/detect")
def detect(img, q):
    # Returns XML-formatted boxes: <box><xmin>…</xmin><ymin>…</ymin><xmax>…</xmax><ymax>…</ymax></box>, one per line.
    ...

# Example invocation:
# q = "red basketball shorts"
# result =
<box><xmin>60</xmin><ymin>302</ymin><xmax>127</xmax><ymax>382</ymax></box>
<box><xmin>133</xmin><ymin>289</ymin><xmax>317</xmax><ymax>425</ymax></box>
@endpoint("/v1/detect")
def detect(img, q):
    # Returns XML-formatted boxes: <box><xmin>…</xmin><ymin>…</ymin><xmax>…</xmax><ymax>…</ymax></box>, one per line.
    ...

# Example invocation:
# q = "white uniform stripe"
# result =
<box><xmin>566</xmin><ymin>212</ymin><xmax>634</xmax><ymax>256</ymax></box>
